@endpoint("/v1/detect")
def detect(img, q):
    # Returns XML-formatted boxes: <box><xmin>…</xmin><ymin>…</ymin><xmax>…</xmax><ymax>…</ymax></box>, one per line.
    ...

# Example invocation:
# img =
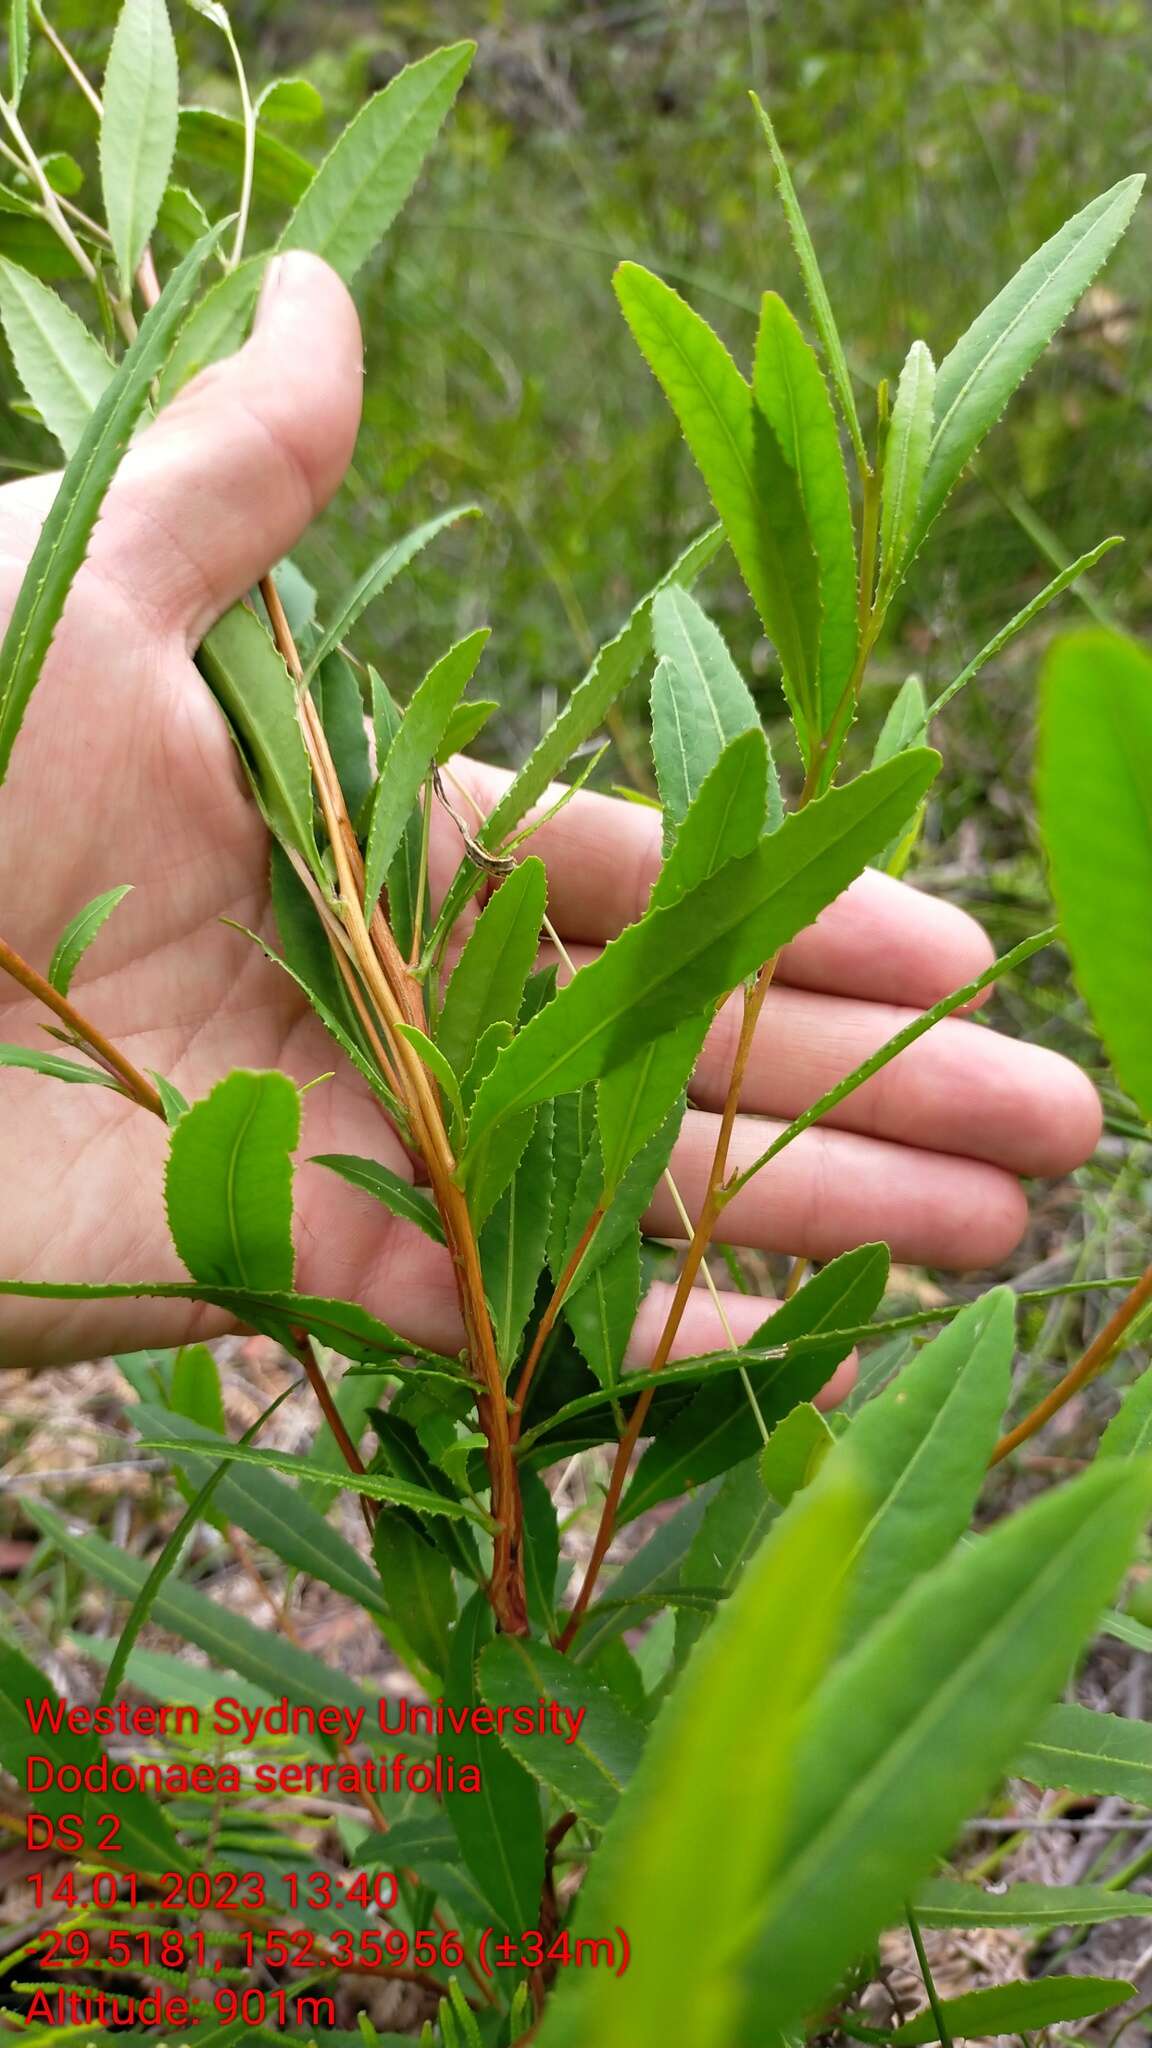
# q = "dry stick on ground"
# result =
<box><xmin>260</xmin><ymin>576</ymin><xmax>529</xmax><ymax>1635</ymax></box>
<box><xmin>990</xmin><ymin>1258</ymin><xmax>1152</xmax><ymax>1466</ymax></box>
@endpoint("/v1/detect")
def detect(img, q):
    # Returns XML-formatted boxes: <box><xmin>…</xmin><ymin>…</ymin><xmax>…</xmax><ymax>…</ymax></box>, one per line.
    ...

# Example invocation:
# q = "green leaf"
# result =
<box><xmin>649</xmin><ymin>586</ymin><xmax>765</xmax><ymax>835</ymax></box>
<box><xmin>178</xmin><ymin>105</ymin><xmax>311</xmax><ymax>205</ymax></box>
<box><xmin>481</xmin><ymin>1104</ymin><xmax>553</xmax><ymax>1370</ymax></box>
<box><xmin>676</xmin><ymin>1457</ymin><xmax>776</xmax><ymax>1668</ymax></box>
<box><xmin>753</xmin><ymin>291</ymin><xmax>858</xmax><ymax>738</ymax></box>
<box><xmin>466</xmin><ymin>749</ymin><xmax>938</xmax><ymax>1149</ymax></box>
<box><xmin>0</xmin><ymin>1275</ymin><xmax>456</xmax><ymax>1367</ymax></box>
<box><xmin>100</xmin><ymin>0</ymin><xmax>180</xmax><ymax>291</ymax></box>
<box><xmin>438</xmin><ymin>857</ymin><xmax>548</xmax><ymax>1083</ymax></box>
<box><xmin>521</xmin><ymin>1466</ymin><xmax>559</xmax><ymax>1635</ymax></box>
<box><xmin>0</xmin><ymin>259</ymin><xmax>115</xmax><ymax>457</ymax></box>
<box><xmin>889</xmin><ymin>1977</ymin><xmax>1133</xmax><ymax>2047</ymax></box>
<box><xmin>562</xmin><ymin>1101</ymin><xmax>683</xmax><ymax>1294</ymax></box>
<box><xmin>438</xmin><ymin>696</ymin><xmax>497</xmax><ymax>762</ymax></box>
<box><xmin>364</xmin><ymin>629</ymin><xmax>489</xmax><ymax>914</ymax></box>
<box><xmin>165</xmin><ymin>1069</ymin><xmax>298</xmax><ymax>1291</ymax></box>
<box><xmin>47</xmin><ymin>884</ymin><xmax>132</xmax><ymax>995</ymax></box>
<box><xmin>257</xmin><ymin>76</ymin><xmax>324</xmax><ymax>126</ymax></box>
<box><xmin>442</xmin><ymin>1594</ymin><xmax>545</xmax><ymax>1934</ymax></box>
<box><xmin>1015</xmin><ymin>1699</ymin><xmax>1152</xmax><ymax>1804</ymax></box>
<box><xmin>0</xmin><ymin>225</ymin><xmax>222</xmax><ymax>792</ymax></box>
<box><xmin>157</xmin><ymin>251</ymin><xmax>265</xmax><ymax>400</ymax></box>
<box><xmin>873</xmin><ymin>674</ymin><xmax>928</xmax><ymax>768</ymax></box>
<box><xmin>574</xmin><ymin>1492</ymin><xmax>712</xmax><ymax>1664</ymax></box>
<box><xmin>739</xmin><ymin>1456</ymin><xmax>1152</xmax><ymax>2040</ymax></box>
<box><xmin>594</xmin><ymin>1024</ymin><xmax>702</xmax><ymax>1208</ymax></box>
<box><xmin>759</xmin><ymin>1403</ymin><xmax>833</xmax><ymax>1508</ymax></box>
<box><xmin>0</xmin><ymin>1631</ymin><xmax>186</xmax><ymax>1873</ymax></box>
<box><xmin>917</xmin><ymin>177</ymin><xmax>1144</xmax><ymax>543</ymax></box>
<box><xmin>0</xmin><ymin>1043</ymin><xmax>120</xmax><ymax>1088</ymax></box>
<box><xmin>280</xmin><ymin>42</ymin><xmax>474</xmax><ymax>285</ymax></box>
<box><xmin>156</xmin><ymin>180</ymin><xmax>211</xmax><ymax>253</ymax></box>
<box><xmin>304</xmin><ymin>507</ymin><xmax>479</xmax><ymax>680</ymax></box>
<box><xmin>648</xmin><ymin>727</ymin><xmax>771</xmax><ymax>912</ymax></box>
<box><xmin>24</xmin><ymin>1501</ymin><xmax>404</xmax><ymax>1744</ymax></box>
<box><xmin>312</xmin><ymin>1153</ymin><xmax>445</xmax><ymax>1244</ymax></box>
<box><xmin>312</xmin><ymin>652</ymin><xmax>372</xmax><ymax>822</ymax></box>
<box><xmin>396</xmin><ymin>1021</ymin><xmax>465</xmax><ymax>1122</ymax></box>
<box><xmin>150</xmin><ymin>1071</ymin><xmax>188</xmax><ymax>1122</ymax></box>
<box><xmin>373</xmin><ymin>1515</ymin><xmax>456</xmax><ymax>1678</ymax></box>
<box><xmin>166</xmin><ymin>1342</ymin><xmax>228</xmax><ymax>1534</ymax></box>
<box><xmin>1039</xmin><ymin>630</ymin><xmax>1152</xmax><ymax>1123</ymax></box>
<box><xmin>915</xmin><ymin>1881</ymin><xmax>1152</xmax><ymax>1929</ymax></box>
<box><xmin>1101</xmin><ymin>1367</ymin><xmax>1152</xmax><ymax>1460</ymax></box>
<box><xmin>564</xmin><ymin>1232</ymin><xmax>641</xmax><ymax>1390</ymax></box>
<box><xmin>835</xmin><ymin>1288</ymin><xmax>1015</xmax><ymax>1643</ymax></box>
<box><xmin>480</xmin><ymin>1637</ymin><xmax>646</xmax><ymax>1828</ymax></box>
<box><xmin>370</xmin><ymin>1408</ymin><xmax>481</xmax><ymax>1579</ymax></box>
<box><xmin>538</xmin><ymin>1469</ymin><xmax>862</xmax><ymax>2048</ymax></box>
<box><xmin>616</xmin><ymin>261</ymin><xmax>821</xmax><ymax>752</ymax></box>
<box><xmin>881</xmin><ymin>339</ymin><xmax>935</xmax><ymax>580</ymax></box>
<box><xmin>138</xmin><ymin>1436</ymin><xmax>486</xmax><ymax>1519</ymax></box>
<box><xmin>8</xmin><ymin>0</ymin><xmax>27</xmax><ymax>102</ymax></box>
<box><xmin>198</xmin><ymin>599</ymin><xmax>319</xmax><ymax>866</ymax></box>
<box><xmin>750</xmin><ymin>95</ymin><xmax>867</xmax><ymax>473</ymax></box>
<box><xmin>622</xmin><ymin>1243</ymin><xmax>889</xmax><ymax>1523</ymax></box>
<box><xmin>134</xmin><ymin>1403</ymin><xmax>389</xmax><ymax>1617</ymax></box>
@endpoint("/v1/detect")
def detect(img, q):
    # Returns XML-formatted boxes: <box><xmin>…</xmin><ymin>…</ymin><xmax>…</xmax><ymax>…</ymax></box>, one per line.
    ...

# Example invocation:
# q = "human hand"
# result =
<box><xmin>0</xmin><ymin>254</ymin><xmax>1101</xmax><ymax>1373</ymax></box>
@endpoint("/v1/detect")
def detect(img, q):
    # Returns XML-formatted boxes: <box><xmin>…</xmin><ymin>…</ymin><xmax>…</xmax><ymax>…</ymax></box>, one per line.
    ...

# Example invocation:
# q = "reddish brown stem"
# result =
<box><xmin>0</xmin><ymin>934</ymin><xmax>165</xmax><ymax>1118</ymax></box>
<box><xmin>990</xmin><ymin>1261</ymin><xmax>1152</xmax><ymax>1466</ymax></box>
<box><xmin>512</xmin><ymin>1207</ymin><xmax>604</xmax><ymax>1438</ymax></box>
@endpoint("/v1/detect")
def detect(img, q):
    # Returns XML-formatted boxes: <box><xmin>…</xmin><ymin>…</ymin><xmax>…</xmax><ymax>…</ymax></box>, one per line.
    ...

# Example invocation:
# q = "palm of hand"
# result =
<box><xmin>0</xmin><ymin>254</ymin><xmax>1101</xmax><ymax>1375</ymax></box>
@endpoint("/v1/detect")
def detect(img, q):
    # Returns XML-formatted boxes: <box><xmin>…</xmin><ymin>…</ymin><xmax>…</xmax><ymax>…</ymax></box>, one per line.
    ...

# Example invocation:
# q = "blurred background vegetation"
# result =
<box><xmin>3</xmin><ymin>0</ymin><xmax>1151</xmax><ymax>1132</ymax></box>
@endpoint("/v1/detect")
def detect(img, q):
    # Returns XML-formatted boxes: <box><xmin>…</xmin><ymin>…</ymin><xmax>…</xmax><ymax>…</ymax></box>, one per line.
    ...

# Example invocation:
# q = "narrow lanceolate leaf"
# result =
<box><xmin>649</xmin><ymin>726</ymin><xmax>771</xmax><ymax>911</ymax></box>
<box><xmin>165</xmin><ymin>1070</ymin><xmax>299</xmax><ymax>1291</ymax></box>
<box><xmin>915</xmin><ymin>1880</ymin><xmax>1152</xmax><ymax>1930</ymax></box>
<box><xmin>198</xmin><ymin>600</ymin><xmax>319</xmax><ymax>866</ymax></box>
<box><xmin>137</xmin><ymin>1437</ymin><xmax>485</xmax><ymax>1518</ymax></box>
<box><xmin>363</xmin><ymin>629</ymin><xmax>489</xmax><ymax>914</ymax></box>
<box><xmin>675</xmin><ymin>1457</ymin><xmax>776</xmax><ymax>1669</ymax></box>
<box><xmin>0</xmin><ymin>261</ymin><xmax>115</xmax><ymax>457</ymax></box>
<box><xmin>100</xmin><ymin>0</ymin><xmax>180</xmax><ymax>290</ymax></box>
<box><xmin>480</xmin><ymin>1104</ymin><xmax>553</xmax><ymax>1370</ymax></box>
<box><xmin>880</xmin><ymin>339</ymin><xmax>935</xmax><ymax>580</ymax></box>
<box><xmin>1015</xmin><ymin>1700</ymin><xmax>1152</xmax><ymax>1804</ymax></box>
<box><xmin>313</xmin><ymin>653</ymin><xmax>372</xmax><ymax>821</ymax></box>
<box><xmin>738</xmin><ymin>1457</ymin><xmax>1152</xmax><ymax>2041</ymax></box>
<box><xmin>536</xmin><ymin>1473</ymin><xmax>863</xmax><ymax>2048</ymax></box>
<box><xmin>438</xmin><ymin>857</ymin><xmax>548</xmax><ymax>1082</ymax></box>
<box><xmin>8</xmin><ymin>0</ymin><xmax>28</xmax><ymax>103</ymax></box>
<box><xmin>465</xmin><ymin>749</ymin><xmax>938</xmax><ymax>1150</ymax></box>
<box><xmin>1100</xmin><ymin>1366</ymin><xmax>1152</xmax><ymax>1460</ymax></box>
<box><xmin>132</xmin><ymin>1404</ymin><xmax>389</xmax><ymax>1617</ymax></box>
<box><xmin>754</xmin><ymin>292</ymin><xmax>858</xmax><ymax>739</ymax></box>
<box><xmin>0</xmin><ymin>1277</ymin><xmax>452</xmax><ymax>1367</ymax></box>
<box><xmin>303</xmin><ymin>507</ymin><xmax>479</xmax><ymax>680</ymax></box>
<box><xmin>480</xmin><ymin>1637</ymin><xmax>646</xmax><ymax>1828</ymax></box>
<box><xmin>836</xmin><ymin>1288</ymin><xmax>1015</xmax><ymax>1644</ymax></box>
<box><xmin>0</xmin><ymin>1045</ymin><xmax>119</xmax><ymax>1089</ymax></box>
<box><xmin>759</xmin><ymin>1403</ymin><xmax>834</xmax><ymax>1508</ymax></box>
<box><xmin>0</xmin><ymin>226</ymin><xmax>223</xmax><ymax>792</ymax></box>
<box><xmin>564</xmin><ymin>1231</ymin><xmax>641</xmax><ymax>1390</ymax></box>
<box><xmin>280</xmin><ymin>42</ymin><xmax>474</xmax><ymax>283</ymax></box>
<box><xmin>372</xmin><ymin>1515</ymin><xmax>455</xmax><ymax>1678</ymax></box>
<box><xmin>622</xmin><ymin>1244</ymin><xmax>889</xmax><ymax>1522</ymax></box>
<box><xmin>596</xmin><ymin>1019</ymin><xmax>705</xmax><ymax>1197</ymax></box>
<box><xmin>649</xmin><ymin>586</ymin><xmax>765</xmax><ymax>835</ymax></box>
<box><xmin>616</xmin><ymin>262</ymin><xmax>821</xmax><ymax>752</ymax></box>
<box><xmin>311</xmin><ymin>1154</ymin><xmax>445</xmax><ymax>1244</ymax></box>
<box><xmin>48</xmin><ymin>886</ymin><xmax>132</xmax><ymax>995</ymax></box>
<box><xmin>873</xmin><ymin>674</ymin><xmax>928</xmax><ymax>767</ymax></box>
<box><xmin>888</xmin><ymin>1977</ymin><xmax>1133</xmax><ymax>2047</ymax></box>
<box><xmin>750</xmin><ymin>95</ymin><xmax>867</xmax><ymax>473</ymax></box>
<box><xmin>1039</xmin><ymin>631</ymin><xmax>1152</xmax><ymax>1123</ymax></box>
<box><xmin>442</xmin><ymin>1594</ymin><xmax>545</xmax><ymax>1934</ymax></box>
<box><xmin>916</xmin><ymin>176</ymin><xmax>1144</xmax><ymax>544</ymax></box>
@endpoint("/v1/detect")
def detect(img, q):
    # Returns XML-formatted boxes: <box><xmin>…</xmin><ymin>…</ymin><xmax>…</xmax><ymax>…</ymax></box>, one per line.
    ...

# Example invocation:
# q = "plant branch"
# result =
<box><xmin>512</xmin><ymin>1205</ymin><xmax>604</xmax><ymax>1438</ymax></box>
<box><xmin>990</xmin><ymin>1259</ymin><xmax>1152</xmax><ymax>1466</ymax></box>
<box><xmin>0</xmin><ymin>934</ymin><xmax>165</xmax><ymax>1117</ymax></box>
<box><xmin>31</xmin><ymin>1</ymin><xmax>104</xmax><ymax>118</ymax></box>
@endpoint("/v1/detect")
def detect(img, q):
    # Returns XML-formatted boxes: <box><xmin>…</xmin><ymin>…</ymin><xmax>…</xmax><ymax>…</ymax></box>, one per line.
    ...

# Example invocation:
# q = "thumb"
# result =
<box><xmin>94</xmin><ymin>251</ymin><xmax>364</xmax><ymax>642</ymax></box>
